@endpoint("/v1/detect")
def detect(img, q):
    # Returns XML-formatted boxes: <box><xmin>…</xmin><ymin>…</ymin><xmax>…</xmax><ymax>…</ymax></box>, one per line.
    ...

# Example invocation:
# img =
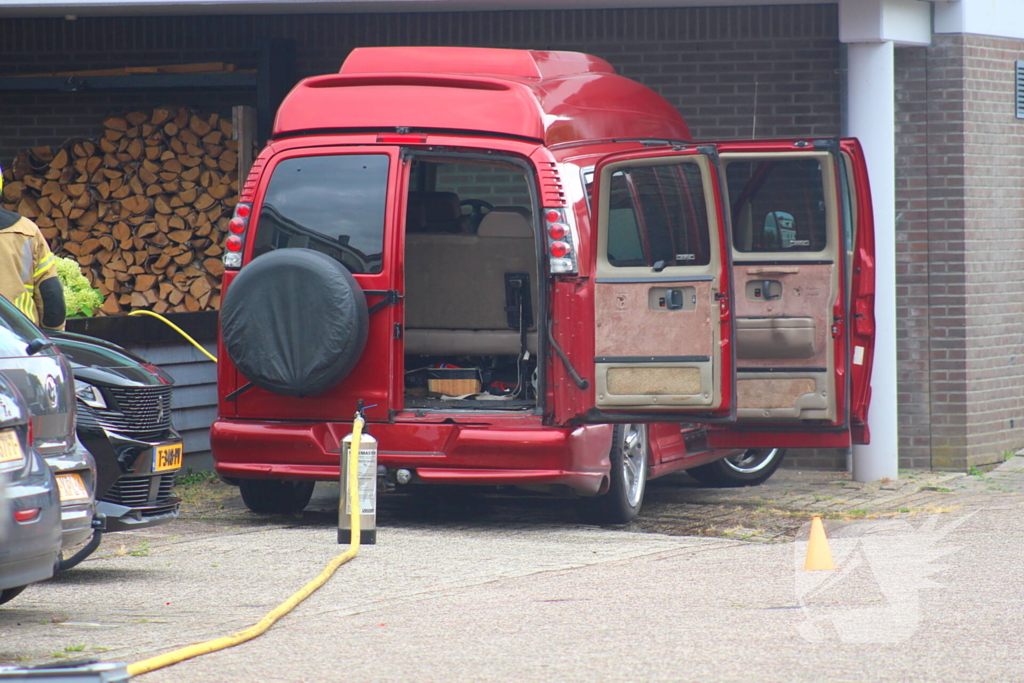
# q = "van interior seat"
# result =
<box><xmin>404</xmin><ymin>206</ymin><xmax>539</xmax><ymax>356</ymax></box>
<box><xmin>406</xmin><ymin>191</ymin><xmax>471</xmax><ymax>234</ymax></box>
<box><xmin>477</xmin><ymin>206</ymin><xmax>533</xmax><ymax>237</ymax></box>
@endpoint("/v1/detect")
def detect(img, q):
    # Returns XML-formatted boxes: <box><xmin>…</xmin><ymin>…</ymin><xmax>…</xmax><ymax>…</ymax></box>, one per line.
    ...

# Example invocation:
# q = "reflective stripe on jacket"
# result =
<box><xmin>0</xmin><ymin>210</ymin><xmax>59</xmax><ymax>325</ymax></box>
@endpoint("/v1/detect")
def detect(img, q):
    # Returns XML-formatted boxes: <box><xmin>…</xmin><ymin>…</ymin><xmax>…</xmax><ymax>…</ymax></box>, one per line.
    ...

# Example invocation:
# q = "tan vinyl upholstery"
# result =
<box><xmin>477</xmin><ymin>206</ymin><xmax>533</xmax><ymax>238</ymax></box>
<box><xmin>404</xmin><ymin>207</ymin><xmax>538</xmax><ymax>355</ymax></box>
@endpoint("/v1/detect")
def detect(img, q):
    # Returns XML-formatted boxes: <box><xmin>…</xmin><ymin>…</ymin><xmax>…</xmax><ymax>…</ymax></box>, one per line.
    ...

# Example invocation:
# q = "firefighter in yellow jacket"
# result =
<box><xmin>0</xmin><ymin>166</ymin><xmax>65</xmax><ymax>330</ymax></box>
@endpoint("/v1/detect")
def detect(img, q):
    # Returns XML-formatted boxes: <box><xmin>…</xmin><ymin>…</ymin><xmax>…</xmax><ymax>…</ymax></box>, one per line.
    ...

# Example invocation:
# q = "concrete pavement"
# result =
<box><xmin>1</xmin><ymin>459</ymin><xmax>1022</xmax><ymax>681</ymax></box>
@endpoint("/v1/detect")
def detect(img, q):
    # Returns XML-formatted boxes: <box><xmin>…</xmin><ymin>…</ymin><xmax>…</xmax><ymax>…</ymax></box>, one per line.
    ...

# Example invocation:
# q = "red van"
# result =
<box><xmin>213</xmin><ymin>47</ymin><xmax>875</xmax><ymax>523</ymax></box>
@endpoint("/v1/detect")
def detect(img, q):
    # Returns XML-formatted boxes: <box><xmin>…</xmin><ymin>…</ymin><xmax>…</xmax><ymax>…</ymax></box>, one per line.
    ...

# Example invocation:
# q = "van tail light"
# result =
<box><xmin>544</xmin><ymin>208</ymin><xmax>578</xmax><ymax>274</ymax></box>
<box><xmin>223</xmin><ymin>203</ymin><xmax>252</xmax><ymax>269</ymax></box>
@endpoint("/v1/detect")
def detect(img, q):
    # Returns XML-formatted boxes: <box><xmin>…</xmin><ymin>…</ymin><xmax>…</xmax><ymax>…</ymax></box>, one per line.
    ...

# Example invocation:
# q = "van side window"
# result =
<box><xmin>605</xmin><ymin>163</ymin><xmax>711</xmax><ymax>268</ymax></box>
<box><xmin>252</xmin><ymin>154</ymin><xmax>389</xmax><ymax>274</ymax></box>
<box><xmin>726</xmin><ymin>159</ymin><xmax>826</xmax><ymax>253</ymax></box>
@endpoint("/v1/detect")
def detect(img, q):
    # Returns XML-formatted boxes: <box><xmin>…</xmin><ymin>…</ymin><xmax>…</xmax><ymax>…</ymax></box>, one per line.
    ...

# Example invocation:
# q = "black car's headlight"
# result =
<box><xmin>74</xmin><ymin>380</ymin><xmax>106</xmax><ymax>409</ymax></box>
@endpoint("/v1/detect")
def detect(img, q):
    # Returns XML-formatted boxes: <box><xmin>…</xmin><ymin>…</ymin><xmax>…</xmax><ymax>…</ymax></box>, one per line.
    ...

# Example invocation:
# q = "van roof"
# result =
<box><xmin>273</xmin><ymin>47</ymin><xmax>692</xmax><ymax>146</ymax></box>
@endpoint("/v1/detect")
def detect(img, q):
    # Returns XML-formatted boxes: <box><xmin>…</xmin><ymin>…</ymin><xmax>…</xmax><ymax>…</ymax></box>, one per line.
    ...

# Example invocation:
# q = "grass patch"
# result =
<box><xmin>176</xmin><ymin>468</ymin><xmax>219</xmax><ymax>487</ymax></box>
<box><xmin>129</xmin><ymin>542</ymin><xmax>151</xmax><ymax>557</ymax></box>
<box><xmin>173</xmin><ymin>469</ymin><xmax>236</xmax><ymax>512</ymax></box>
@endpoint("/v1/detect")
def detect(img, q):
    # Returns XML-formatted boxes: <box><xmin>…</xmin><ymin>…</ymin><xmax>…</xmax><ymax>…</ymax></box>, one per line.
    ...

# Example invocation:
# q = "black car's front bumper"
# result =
<box><xmin>77</xmin><ymin>417</ymin><xmax>182</xmax><ymax>533</ymax></box>
<box><xmin>96</xmin><ymin>437</ymin><xmax>181</xmax><ymax>532</ymax></box>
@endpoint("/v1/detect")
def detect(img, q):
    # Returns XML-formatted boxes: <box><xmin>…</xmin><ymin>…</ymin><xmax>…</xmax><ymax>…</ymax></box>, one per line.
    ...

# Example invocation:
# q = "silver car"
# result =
<box><xmin>0</xmin><ymin>374</ymin><xmax>61</xmax><ymax>605</ymax></box>
<box><xmin>0</xmin><ymin>297</ymin><xmax>95</xmax><ymax>556</ymax></box>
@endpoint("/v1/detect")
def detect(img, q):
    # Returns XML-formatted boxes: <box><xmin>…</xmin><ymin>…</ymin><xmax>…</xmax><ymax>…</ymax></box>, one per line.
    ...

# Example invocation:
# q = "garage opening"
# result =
<box><xmin>402</xmin><ymin>155</ymin><xmax>541</xmax><ymax>412</ymax></box>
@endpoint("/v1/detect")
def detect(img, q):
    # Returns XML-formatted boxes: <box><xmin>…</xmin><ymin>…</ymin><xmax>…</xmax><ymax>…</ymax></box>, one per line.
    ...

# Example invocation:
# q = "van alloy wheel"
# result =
<box><xmin>722</xmin><ymin>447</ymin><xmax>781</xmax><ymax>474</ymax></box>
<box><xmin>578</xmin><ymin>423</ymin><xmax>648</xmax><ymax>525</ymax></box>
<box><xmin>687</xmin><ymin>447</ymin><xmax>787</xmax><ymax>488</ymax></box>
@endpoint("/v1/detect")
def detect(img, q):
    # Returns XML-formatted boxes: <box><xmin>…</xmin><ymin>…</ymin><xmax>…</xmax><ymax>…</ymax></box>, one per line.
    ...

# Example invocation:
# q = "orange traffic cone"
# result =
<box><xmin>803</xmin><ymin>516</ymin><xmax>836</xmax><ymax>571</ymax></box>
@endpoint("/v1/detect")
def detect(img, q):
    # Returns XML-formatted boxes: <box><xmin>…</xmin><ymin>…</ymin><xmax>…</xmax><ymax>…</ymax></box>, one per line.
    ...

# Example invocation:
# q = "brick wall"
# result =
<box><xmin>1</xmin><ymin>5</ymin><xmax>842</xmax><ymax>163</ymax></box>
<box><xmin>961</xmin><ymin>35</ymin><xmax>1024</xmax><ymax>467</ymax></box>
<box><xmin>895</xmin><ymin>34</ymin><xmax>1024</xmax><ymax>470</ymax></box>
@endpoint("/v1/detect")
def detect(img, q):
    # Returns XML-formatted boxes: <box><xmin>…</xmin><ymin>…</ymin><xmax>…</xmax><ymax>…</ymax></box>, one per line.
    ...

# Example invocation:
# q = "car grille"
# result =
<box><xmin>102</xmin><ymin>473</ymin><xmax>176</xmax><ymax>509</ymax></box>
<box><xmin>92</xmin><ymin>386</ymin><xmax>173</xmax><ymax>440</ymax></box>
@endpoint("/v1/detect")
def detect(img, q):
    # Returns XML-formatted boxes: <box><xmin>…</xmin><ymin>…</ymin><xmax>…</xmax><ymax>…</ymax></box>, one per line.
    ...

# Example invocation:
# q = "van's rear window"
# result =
<box><xmin>253</xmin><ymin>154</ymin><xmax>389</xmax><ymax>273</ymax></box>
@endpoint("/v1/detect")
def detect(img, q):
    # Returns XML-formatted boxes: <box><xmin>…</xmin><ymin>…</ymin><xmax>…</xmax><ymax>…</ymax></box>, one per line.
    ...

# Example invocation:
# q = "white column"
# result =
<box><xmin>847</xmin><ymin>41</ymin><xmax>899</xmax><ymax>482</ymax></box>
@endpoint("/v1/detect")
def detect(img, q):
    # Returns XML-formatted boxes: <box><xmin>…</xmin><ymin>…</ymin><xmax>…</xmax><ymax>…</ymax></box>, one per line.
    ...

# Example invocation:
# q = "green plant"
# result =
<box><xmin>175</xmin><ymin>468</ymin><xmax>218</xmax><ymax>487</ymax></box>
<box><xmin>55</xmin><ymin>256</ymin><xmax>103</xmax><ymax>318</ymax></box>
<box><xmin>64</xmin><ymin>645</ymin><xmax>87</xmax><ymax>653</ymax></box>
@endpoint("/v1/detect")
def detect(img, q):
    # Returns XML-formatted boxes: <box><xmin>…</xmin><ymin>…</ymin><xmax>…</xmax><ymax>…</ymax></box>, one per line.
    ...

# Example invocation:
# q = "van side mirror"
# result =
<box><xmin>26</xmin><ymin>338</ymin><xmax>55</xmax><ymax>356</ymax></box>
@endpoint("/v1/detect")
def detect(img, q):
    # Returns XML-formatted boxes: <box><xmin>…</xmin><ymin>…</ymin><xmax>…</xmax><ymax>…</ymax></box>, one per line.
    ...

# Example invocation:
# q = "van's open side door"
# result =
<box><xmin>580</xmin><ymin>145</ymin><xmax>736</xmax><ymax>422</ymax></box>
<box><xmin>705</xmin><ymin>138</ymin><xmax>875</xmax><ymax>449</ymax></box>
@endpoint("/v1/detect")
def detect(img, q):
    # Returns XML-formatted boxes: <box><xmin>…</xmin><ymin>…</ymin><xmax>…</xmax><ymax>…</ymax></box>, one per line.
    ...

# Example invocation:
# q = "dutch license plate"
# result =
<box><xmin>153</xmin><ymin>443</ymin><xmax>184</xmax><ymax>472</ymax></box>
<box><xmin>0</xmin><ymin>429</ymin><xmax>22</xmax><ymax>464</ymax></box>
<box><xmin>56</xmin><ymin>473</ymin><xmax>89</xmax><ymax>501</ymax></box>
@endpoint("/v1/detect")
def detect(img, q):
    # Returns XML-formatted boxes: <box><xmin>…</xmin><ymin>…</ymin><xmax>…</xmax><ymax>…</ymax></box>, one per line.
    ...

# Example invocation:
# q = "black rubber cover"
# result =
<box><xmin>221</xmin><ymin>248</ymin><xmax>369</xmax><ymax>397</ymax></box>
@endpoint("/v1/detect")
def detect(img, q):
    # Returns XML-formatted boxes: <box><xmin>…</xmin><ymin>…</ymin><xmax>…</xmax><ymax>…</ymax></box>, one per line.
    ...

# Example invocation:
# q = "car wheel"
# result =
<box><xmin>0</xmin><ymin>586</ymin><xmax>27</xmax><ymax>606</ymax></box>
<box><xmin>687</xmin><ymin>447</ymin><xmax>787</xmax><ymax>487</ymax></box>
<box><xmin>579</xmin><ymin>423</ymin><xmax>648</xmax><ymax>524</ymax></box>
<box><xmin>239</xmin><ymin>479</ymin><xmax>316</xmax><ymax>514</ymax></box>
<box><xmin>221</xmin><ymin>248</ymin><xmax>369</xmax><ymax>398</ymax></box>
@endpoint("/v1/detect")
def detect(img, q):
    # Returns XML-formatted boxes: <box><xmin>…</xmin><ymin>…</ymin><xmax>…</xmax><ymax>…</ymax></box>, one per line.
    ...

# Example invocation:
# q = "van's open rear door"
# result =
<box><xmin>705</xmin><ymin>138</ymin><xmax>875</xmax><ymax>449</ymax></box>
<box><xmin>580</xmin><ymin>145</ymin><xmax>736</xmax><ymax>423</ymax></box>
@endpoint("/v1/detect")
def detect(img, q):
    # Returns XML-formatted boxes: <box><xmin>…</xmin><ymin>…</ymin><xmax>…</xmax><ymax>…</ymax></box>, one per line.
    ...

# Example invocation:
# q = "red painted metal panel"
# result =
<box><xmin>706</xmin><ymin>427</ymin><xmax>852</xmax><ymax>449</ymax></box>
<box><xmin>212</xmin><ymin>418</ymin><xmax>613</xmax><ymax>494</ymax></box>
<box><xmin>842</xmin><ymin>138</ymin><xmax>876</xmax><ymax>442</ymax></box>
<box><xmin>273</xmin><ymin>48</ymin><xmax>690</xmax><ymax>147</ymax></box>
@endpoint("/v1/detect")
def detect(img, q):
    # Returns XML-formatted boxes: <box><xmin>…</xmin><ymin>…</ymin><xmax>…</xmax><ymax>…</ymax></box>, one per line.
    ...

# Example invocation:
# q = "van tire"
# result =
<box><xmin>579</xmin><ymin>423</ymin><xmax>648</xmax><ymax>525</ymax></box>
<box><xmin>221</xmin><ymin>248</ymin><xmax>369</xmax><ymax>397</ymax></box>
<box><xmin>239</xmin><ymin>479</ymin><xmax>315</xmax><ymax>514</ymax></box>
<box><xmin>687</xmin><ymin>447</ymin><xmax>786</xmax><ymax>487</ymax></box>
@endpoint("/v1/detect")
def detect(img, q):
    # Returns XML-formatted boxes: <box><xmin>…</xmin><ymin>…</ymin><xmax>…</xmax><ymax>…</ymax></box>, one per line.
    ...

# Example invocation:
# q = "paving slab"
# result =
<box><xmin>1</xmin><ymin>459</ymin><xmax>1022</xmax><ymax>681</ymax></box>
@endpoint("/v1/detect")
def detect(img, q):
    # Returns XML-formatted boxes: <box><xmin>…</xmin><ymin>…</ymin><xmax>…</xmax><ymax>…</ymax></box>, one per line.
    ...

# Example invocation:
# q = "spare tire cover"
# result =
<box><xmin>221</xmin><ymin>248</ymin><xmax>369</xmax><ymax>397</ymax></box>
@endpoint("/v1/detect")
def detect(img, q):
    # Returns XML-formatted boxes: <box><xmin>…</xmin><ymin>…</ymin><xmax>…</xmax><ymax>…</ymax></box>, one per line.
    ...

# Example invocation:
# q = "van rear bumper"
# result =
<box><xmin>212</xmin><ymin>418</ymin><xmax>613</xmax><ymax>495</ymax></box>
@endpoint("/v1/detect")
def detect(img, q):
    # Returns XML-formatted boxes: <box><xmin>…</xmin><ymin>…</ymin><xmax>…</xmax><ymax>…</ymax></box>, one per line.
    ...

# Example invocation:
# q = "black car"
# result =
<box><xmin>49</xmin><ymin>332</ymin><xmax>183</xmax><ymax>538</ymax></box>
<box><xmin>0</xmin><ymin>374</ymin><xmax>62</xmax><ymax>605</ymax></box>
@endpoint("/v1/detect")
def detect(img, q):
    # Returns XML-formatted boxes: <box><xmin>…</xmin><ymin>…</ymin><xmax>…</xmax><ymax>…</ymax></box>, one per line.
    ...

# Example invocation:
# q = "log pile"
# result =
<box><xmin>0</xmin><ymin>107</ymin><xmax>239</xmax><ymax>315</ymax></box>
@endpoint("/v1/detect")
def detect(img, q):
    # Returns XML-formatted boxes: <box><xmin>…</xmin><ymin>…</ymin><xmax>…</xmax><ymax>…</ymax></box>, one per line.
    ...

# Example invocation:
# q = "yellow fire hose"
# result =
<box><xmin>127</xmin><ymin>310</ymin><xmax>218</xmax><ymax>363</ymax></box>
<box><xmin>121</xmin><ymin>309</ymin><xmax>364</xmax><ymax>677</ymax></box>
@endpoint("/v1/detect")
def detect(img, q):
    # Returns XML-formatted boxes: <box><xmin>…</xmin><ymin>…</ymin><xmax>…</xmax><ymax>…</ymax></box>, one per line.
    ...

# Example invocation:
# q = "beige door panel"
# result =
<box><xmin>736</xmin><ymin>372</ymin><xmax>832</xmax><ymax>420</ymax></box>
<box><xmin>733</xmin><ymin>263</ymin><xmax>834</xmax><ymax>369</ymax></box>
<box><xmin>736</xmin><ymin>317</ymin><xmax>816</xmax><ymax>359</ymax></box>
<box><xmin>595</xmin><ymin>279</ymin><xmax>718</xmax><ymax>409</ymax></box>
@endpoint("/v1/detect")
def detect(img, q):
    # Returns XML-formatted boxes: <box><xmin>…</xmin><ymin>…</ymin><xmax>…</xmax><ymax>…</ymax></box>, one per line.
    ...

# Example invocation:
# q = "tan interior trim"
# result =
<box><xmin>746</xmin><ymin>266</ymin><xmax>800</xmax><ymax>275</ymax></box>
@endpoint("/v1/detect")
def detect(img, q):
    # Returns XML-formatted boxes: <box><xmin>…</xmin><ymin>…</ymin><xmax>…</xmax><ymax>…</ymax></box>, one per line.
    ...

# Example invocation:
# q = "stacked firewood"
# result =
<box><xmin>0</xmin><ymin>108</ymin><xmax>239</xmax><ymax>315</ymax></box>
